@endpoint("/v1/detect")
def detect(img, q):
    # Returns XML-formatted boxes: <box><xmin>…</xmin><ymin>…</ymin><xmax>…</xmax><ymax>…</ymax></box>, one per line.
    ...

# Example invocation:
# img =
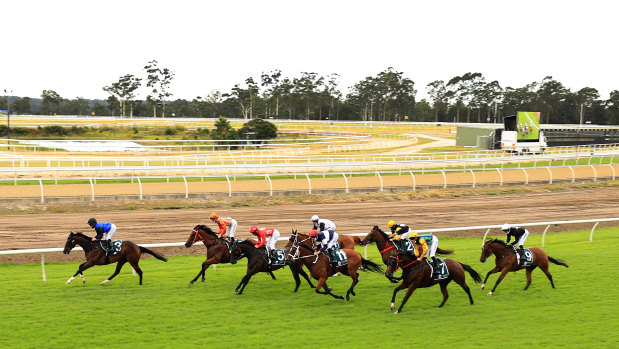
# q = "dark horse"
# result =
<box><xmin>63</xmin><ymin>232</ymin><xmax>167</xmax><ymax>285</ymax></box>
<box><xmin>386</xmin><ymin>249</ymin><xmax>481</xmax><ymax>313</ymax></box>
<box><xmin>285</xmin><ymin>230</ymin><xmax>383</xmax><ymax>301</ymax></box>
<box><xmin>185</xmin><ymin>224</ymin><xmax>241</xmax><ymax>284</ymax></box>
<box><xmin>230</xmin><ymin>239</ymin><xmax>315</xmax><ymax>294</ymax></box>
<box><xmin>361</xmin><ymin>225</ymin><xmax>453</xmax><ymax>277</ymax></box>
<box><xmin>480</xmin><ymin>239</ymin><xmax>568</xmax><ymax>296</ymax></box>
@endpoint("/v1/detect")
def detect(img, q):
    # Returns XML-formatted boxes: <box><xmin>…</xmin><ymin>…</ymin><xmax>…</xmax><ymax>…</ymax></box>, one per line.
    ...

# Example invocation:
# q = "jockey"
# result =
<box><xmin>309</xmin><ymin>229</ymin><xmax>339</xmax><ymax>267</ymax></box>
<box><xmin>387</xmin><ymin>220</ymin><xmax>414</xmax><ymax>255</ymax></box>
<box><xmin>87</xmin><ymin>218</ymin><xmax>116</xmax><ymax>254</ymax></box>
<box><xmin>311</xmin><ymin>215</ymin><xmax>336</xmax><ymax>232</ymax></box>
<box><xmin>410</xmin><ymin>232</ymin><xmax>440</xmax><ymax>270</ymax></box>
<box><xmin>209</xmin><ymin>213</ymin><xmax>238</xmax><ymax>242</ymax></box>
<box><xmin>249</xmin><ymin>226</ymin><xmax>280</xmax><ymax>261</ymax></box>
<box><xmin>502</xmin><ymin>223</ymin><xmax>529</xmax><ymax>261</ymax></box>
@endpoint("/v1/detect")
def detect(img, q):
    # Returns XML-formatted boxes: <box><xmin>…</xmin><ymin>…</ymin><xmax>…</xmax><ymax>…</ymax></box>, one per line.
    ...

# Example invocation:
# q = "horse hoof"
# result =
<box><xmin>391</xmin><ymin>304</ymin><xmax>395</xmax><ymax>311</ymax></box>
<box><xmin>487</xmin><ymin>291</ymin><xmax>493</xmax><ymax>296</ymax></box>
<box><xmin>394</xmin><ymin>310</ymin><xmax>400</xmax><ymax>314</ymax></box>
<box><xmin>480</xmin><ymin>284</ymin><xmax>485</xmax><ymax>290</ymax></box>
<box><xmin>188</xmin><ymin>281</ymin><xmax>194</xmax><ymax>285</ymax></box>
<box><xmin>82</xmin><ymin>280</ymin><xmax>86</xmax><ymax>284</ymax></box>
<box><xmin>65</xmin><ymin>281</ymin><xmax>71</xmax><ymax>285</ymax></box>
<box><xmin>100</xmin><ymin>280</ymin><xmax>109</xmax><ymax>285</ymax></box>
<box><xmin>234</xmin><ymin>290</ymin><xmax>238</xmax><ymax>294</ymax></box>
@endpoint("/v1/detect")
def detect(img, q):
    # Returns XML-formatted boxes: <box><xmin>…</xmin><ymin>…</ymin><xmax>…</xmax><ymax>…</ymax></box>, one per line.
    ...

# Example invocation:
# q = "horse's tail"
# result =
<box><xmin>360</xmin><ymin>258</ymin><xmax>384</xmax><ymax>273</ymax></box>
<box><xmin>459</xmin><ymin>262</ymin><xmax>482</xmax><ymax>283</ymax></box>
<box><xmin>139</xmin><ymin>246</ymin><xmax>168</xmax><ymax>262</ymax></box>
<box><xmin>548</xmin><ymin>256</ymin><xmax>569</xmax><ymax>268</ymax></box>
<box><xmin>436</xmin><ymin>247</ymin><xmax>454</xmax><ymax>255</ymax></box>
<box><xmin>352</xmin><ymin>236</ymin><xmax>363</xmax><ymax>246</ymax></box>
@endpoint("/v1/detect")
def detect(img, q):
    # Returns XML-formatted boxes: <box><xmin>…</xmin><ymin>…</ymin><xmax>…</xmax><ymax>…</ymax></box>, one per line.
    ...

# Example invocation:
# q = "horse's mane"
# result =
<box><xmin>73</xmin><ymin>232</ymin><xmax>93</xmax><ymax>240</ymax></box>
<box><xmin>298</xmin><ymin>242</ymin><xmax>315</xmax><ymax>252</ymax></box>
<box><xmin>373</xmin><ymin>226</ymin><xmax>390</xmax><ymax>240</ymax></box>
<box><xmin>488</xmin><ymin>238</ymin><xmax>508</xmax><ymax>246</ymax></box>
<box><xmin>196</xmin><ymin>225</ymin><xmax>218</xmax><ymax>237</ymax></box>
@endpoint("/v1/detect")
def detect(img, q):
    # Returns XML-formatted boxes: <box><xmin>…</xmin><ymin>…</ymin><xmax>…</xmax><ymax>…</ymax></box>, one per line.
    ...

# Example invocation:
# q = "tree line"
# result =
<box><xmin>2</xmin><ymin>65</ymin><xmax>618</xmax><ymax>125</ymax></box>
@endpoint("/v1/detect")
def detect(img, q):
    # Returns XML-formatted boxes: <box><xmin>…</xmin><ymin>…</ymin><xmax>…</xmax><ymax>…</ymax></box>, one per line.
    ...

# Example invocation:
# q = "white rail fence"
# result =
<box><xmin>1</xmin><ymin>217</ymin><xmax>616</xmax><ymax>282</ymax></box>
<box><xmin>1</xmin><ymin>163</ymin><xmax>616</xmax><ymax>203</ymax></box>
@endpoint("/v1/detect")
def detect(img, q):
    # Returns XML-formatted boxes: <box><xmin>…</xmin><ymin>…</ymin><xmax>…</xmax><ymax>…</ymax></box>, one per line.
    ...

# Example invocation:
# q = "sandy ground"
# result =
<box><xmin>1</xmin><ymin>186</ymin><xmax>617</xmax><ymax>264</ymax></box>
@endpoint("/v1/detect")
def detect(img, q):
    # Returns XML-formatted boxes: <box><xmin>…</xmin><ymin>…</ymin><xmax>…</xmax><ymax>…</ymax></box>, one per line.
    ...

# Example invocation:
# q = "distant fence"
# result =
<box><xmin>0</xmin><ymin>163</ymin><xmax>616</xmax><ymax>203</ymax></box>
<box><xmin>1</xmin><ymin>217</ymin><xmax>616</xmax><ymax>282</ymax></box>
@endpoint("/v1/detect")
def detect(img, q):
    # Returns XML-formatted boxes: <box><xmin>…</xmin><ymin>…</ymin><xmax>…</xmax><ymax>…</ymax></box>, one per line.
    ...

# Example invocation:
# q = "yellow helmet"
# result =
<box><xmin>388</xmin><ymin>220</ymin><xmax>396</xmax><ymax>227</ymax></box>
<box><xmin>410</xmin><ymin>231</ymin><xmax>419</xmax><ymax>238</ymax></box>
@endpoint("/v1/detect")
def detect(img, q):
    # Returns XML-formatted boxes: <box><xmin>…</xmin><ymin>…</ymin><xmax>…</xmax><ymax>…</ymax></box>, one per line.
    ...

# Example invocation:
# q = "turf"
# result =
<box><xmin>0</xmin><ymin>227</ymin><xmax>617</xmax><ymax>348</ymax></box>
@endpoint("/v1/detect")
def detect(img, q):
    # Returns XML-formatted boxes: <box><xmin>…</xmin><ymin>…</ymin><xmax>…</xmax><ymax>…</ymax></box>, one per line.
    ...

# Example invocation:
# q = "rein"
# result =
<box><xmin>192</xmin><ymin>229</ymin><xmax>219</xmax><ymax>246</ymax></box>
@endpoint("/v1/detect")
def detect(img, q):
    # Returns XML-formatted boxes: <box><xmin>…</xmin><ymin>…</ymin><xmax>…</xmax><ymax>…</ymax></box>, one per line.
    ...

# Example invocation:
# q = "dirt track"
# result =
<box><xmin>1</xmin><ymin>186</ymin><xmax>617</xmax><ymax>264</ymax></box>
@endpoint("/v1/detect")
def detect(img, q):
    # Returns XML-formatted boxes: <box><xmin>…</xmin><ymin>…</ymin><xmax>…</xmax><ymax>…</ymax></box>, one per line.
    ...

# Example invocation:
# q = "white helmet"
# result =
<box><xmin>501</xmin><ymin>223</ymin><xmax>511</xmax><ymax>231</ymax></box>
<box><xmin>311</xmin><ymin>215</ymin><xmax>319</xmax><ymax>222</ymax></box>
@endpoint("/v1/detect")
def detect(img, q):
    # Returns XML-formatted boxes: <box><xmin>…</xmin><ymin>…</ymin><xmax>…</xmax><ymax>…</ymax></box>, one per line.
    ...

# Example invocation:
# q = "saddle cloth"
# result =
<box><xmin>427</xmin><ymin>257</ymin><xmax>449</xmax><ymax>280</ymax></box>
<box><xmin>328</xmin><ymin>246</ymin><xmax>348</xmax><ymax>267</ymax></box>
<box><xmin>101</xmin><ymin>240</ymin><xmax>122</xmax><ymax>257</ymax></box>
<box><xmin>269</xmin><ymin>249</ymin><xmax>286</xmax><ymax>266</ymax></box>
<box><xmin>515</xmin><ymin>247</ymin><xmax>534</xmax><ymax>266</ymax></box>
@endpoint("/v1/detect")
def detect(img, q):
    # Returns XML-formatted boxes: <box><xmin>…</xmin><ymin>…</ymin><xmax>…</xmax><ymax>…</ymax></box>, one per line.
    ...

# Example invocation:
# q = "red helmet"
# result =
<box><xmin>249</xmin><ymin>226</ymin><xmax>258</xmax><ymax>234</ymax></box>
<box><xmin>309</xmin><ymin>229</ymin><xmax>319</xmax><ymax>237</ymax></box>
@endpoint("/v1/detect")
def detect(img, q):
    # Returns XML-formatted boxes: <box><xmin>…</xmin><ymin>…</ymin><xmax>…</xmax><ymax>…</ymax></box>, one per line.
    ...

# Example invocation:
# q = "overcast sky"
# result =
<box><xmin>3</xmin><ymin>0</ymin><xmax>617</xmax><ymax>102</ymax></box>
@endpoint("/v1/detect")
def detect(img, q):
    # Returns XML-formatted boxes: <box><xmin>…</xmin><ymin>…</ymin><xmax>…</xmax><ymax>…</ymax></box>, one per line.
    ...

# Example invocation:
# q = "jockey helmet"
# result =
<box><xmin>309</xmin><ymin>229</ymin><xmax>319</xmax><ymax>237</ymax></box>
<box><xmin>87</xmin><ymin>218</ymin><xmax>97</xmax><ymax>227</ymax></box>
<box><xmin>410</xmin><ymin>231</ymin><xmax>419</xmax><ymax>239</ymax></box>
<box><xmin>209</xmin><ymin>213</ymin><xmax>219</xmax><ymax>220</ymax></box>
<box><xmin>311</xmin><ymin>215</ymin><xmax>319</xmax><ymax>222</ymax></box>
<box><xmin>501</xmin><ymin>223</ymin><xmax>511</xmax><ymax>231</ymax></box>
<box><xmin>249</xmin><ymin>226</ymin><xmax>258</xmax><ymax>234</ymax></box>
<box><xmin>388</xmin><ymin>220</ymin><xmax>396</xmax><ymax>228</ymax></box>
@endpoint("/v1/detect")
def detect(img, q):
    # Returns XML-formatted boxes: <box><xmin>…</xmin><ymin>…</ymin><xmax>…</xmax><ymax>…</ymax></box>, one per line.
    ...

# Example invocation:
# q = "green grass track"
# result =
<box><xmin>0</xmin><ymin>227</ymin><xmax>617</xmax><ymax>348</ymax></box>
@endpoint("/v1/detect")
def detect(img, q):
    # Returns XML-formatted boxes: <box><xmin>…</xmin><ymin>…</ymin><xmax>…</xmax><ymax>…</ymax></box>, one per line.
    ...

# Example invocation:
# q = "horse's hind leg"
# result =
<box><xmin>438</xmin><ymin>282</ymin><xmax>450</xmax><ymax>308</ymax></box>
<box><xmin>101</xmin><ymin>259</ymin><xmax>127</xmax><ymax>285</ymax></box>
<box><xmin>524</xmin><ymin>266</ymin><xmax>536</xmax><ymax>290</ymax></box>
<box><xmin>127</xmin><ymin>258</ymin><xmax>143</xmax><ymax>285</ymax></box>
<box><xmin>481</xmin><ymin>266</ymin><xmax>499</xmax><ymax>290</ymax></box>
<box><xmin>540</xmin><ymin>265</ymin><xmax>555</xmax><ymax>288</ymax></box>
<box><xmin>396</xmin><ymin>285</ymin><xmax>417</xmax><ymax>314</ymax></box>
<box><xmin>296</xmin><ymin>266</ymin><xmax>315</xmax><ymax>290</ymax></box>
<box><xmin>346</xmin><ymin>272</ymin><xmax>359</xmax><ymax>301</ymax></box>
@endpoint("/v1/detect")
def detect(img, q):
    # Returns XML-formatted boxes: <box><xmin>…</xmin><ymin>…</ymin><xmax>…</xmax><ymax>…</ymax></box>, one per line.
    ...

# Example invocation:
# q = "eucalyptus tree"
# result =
<box><xmin>40</xmin><ymin>90</ymin><xmax>62</xmax><ymax>115</ymax></box>
<box><xmin>607</xmin><ymin>90</ymin><xmax>619</xmax><ymax>125</ymax></box>
<box><xmin>477</xmin><ymin>80</ymin><xmax>502</xmax><ymax>123</ymax></box>
<box><xmin>103</xmin><ymin>74</ymin><xmax>142</xmax><ymax>117</ymax></box>
<box><xmin>225</xmin><ymin>77</ymin><xmax>260</xmax><ymax>120</ymax></box>
<box><xmin>324</xmin><ymin>73</ymin><xmax>342</xmax><ymax>120</ymax></box>
<box><xmin>575</xmin><ymin>87</ymin><xmax>600</xmax><ymax>124</ymax></box>
<box><xmin>426</xmin><ymin>80</ymin><xmax>448</xmax><ymax>122</ymax></box>
<box><xmin>261</xmin><ymin>69</ymin><xmax>282</xmax><ymax>117</ymax></box>
<box><xmin>65</xmin><ymin>97</ymin><xmax>91</xmax><ymax>116</ymax></box>
<box><xmin>501</xmin><ymin>83</ymin><xmax>538</xmax><ymax>116</ymax></box>
<box><xmin>293</xmin><ymin>72</ymin><xmax>324</xmax><ymax>120</ymax></box>
<box><xmin>144</xmin><ymin>60</ymin><xmax>175</xmax><ymax>117</ymax></box>
<box><xmin>536</xmin><ymin>76</ymin><xmax>569</xmax><ymax>124</ymax></box>
<box><xmin>447</xmin><ymin>72</ymin><xmax>484</xmax><ymax>123</ymax></box>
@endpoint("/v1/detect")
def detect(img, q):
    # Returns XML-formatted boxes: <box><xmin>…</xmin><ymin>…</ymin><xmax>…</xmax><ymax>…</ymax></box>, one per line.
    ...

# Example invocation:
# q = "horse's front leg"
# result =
<box><xmin>481</xmin><ymin>266</ymin><xmax>500</xmax><ymax>290</ymax></box>
<box><xmin>438</xmin><ymin>282</ymin><xmax>449</xmax><ymax>307</ymax></box>
<box><xmin>345</xmin><ymin>271</ymin><xmax>359</xmax><ymax>301</ymax></box>
<box><xmin>487</xmin><ymin>267</ymin><xmax>510</xmax><ymax>296</ymax></box>
<box><xmin>101</xmin><ymin>259</ymin><xmax>126</xmax><ymax>285</ymax></box>
<box><xmin>67</xmin><ymin>262</ymin><xmax>93</xmax><ymax>284</ymax></box>
<box><xmin>390</xmin><ymin>282</ymin><xmax>407</xmax><ymax>311</ymax></box>
<box><xmin>396</xmin><ymin>284</ymin><xmax>418</xmax><ymax>314</ymax></box>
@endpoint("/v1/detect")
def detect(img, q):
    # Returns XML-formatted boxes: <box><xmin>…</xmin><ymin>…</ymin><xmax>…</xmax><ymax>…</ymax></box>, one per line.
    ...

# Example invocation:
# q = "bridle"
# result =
<box><xmin>191</xmin><ymin>228</ymin><xmax>219</xmax><ymax>246</ymax></box>
<box><xmin>286</xmin><ymin>233</ymin><xmax>319</xmax><ymax>264</ymax></box>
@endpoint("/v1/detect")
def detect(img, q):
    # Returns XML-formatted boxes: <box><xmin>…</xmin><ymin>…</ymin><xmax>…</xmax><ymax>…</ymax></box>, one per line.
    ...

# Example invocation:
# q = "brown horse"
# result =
<box><xmin>339</xmin><ymin>234</ymin><xmax>363</xmax><ymax>249</ymax></box>
<box><xmin>185</xmin><ymin>224</ymin><xmax>241</xmax><ymax>284</ymax></box>
<box><xmin>285</xmin><ymin>230</ymin><xmax>383</xmax><ymax>300</ymax></box>
<box><xmin>63</xmin><ymin>232</ymin><xmax>167</xmax><ymax>285</ymax></box>
<box><xmin>361</xmin><ymin>225</ymin><xmax>453</xmax><ymax>270</ymax></box>
<box><xmin>386</xmin><ymin>249</ymin><xmax>481</xmax><ymax>313</ymax></box>
<box><xmin>230</xmin><ymin>239</ymin><xmax>315</xmax><ymax>294</ymax></box>
<box><xmin>480</xmin><ymin>239</ymin><xmax>568</xmax><ymax>296</ymax></box>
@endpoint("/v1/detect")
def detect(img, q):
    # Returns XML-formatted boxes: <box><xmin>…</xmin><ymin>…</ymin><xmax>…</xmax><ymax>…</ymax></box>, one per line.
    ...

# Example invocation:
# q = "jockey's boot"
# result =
<box><xmin>432</xmin><ymin>257</ymin><xmax>440</xmax><ymax>270</ymax></box>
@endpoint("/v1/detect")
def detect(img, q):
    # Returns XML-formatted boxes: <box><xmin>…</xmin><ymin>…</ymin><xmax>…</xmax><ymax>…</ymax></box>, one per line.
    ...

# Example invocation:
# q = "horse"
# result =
<box><xmin>63</xmin><ymin>232</ymin><xmax>167</xmax><ymax>285</ymax></box>
<box><xmin>480</xmin><ymin>239</ymin><xmax>569</xmax><ymax>296</ymax></box>
<box><xmin>185</xmin><ymin>224</ymin><xmax>242</xmax><ymax>284</ymax></box>
<box><xmin>285</xmin><ymin>230</ymin><xmax>383</xmax><ymax>300</ymax></box>
<box><xmin>229</xmin><ymin>239</ymin><xmax>315</xmax><ymax>294</ymax></box>
<box><xmin>386</xmin><ymin>249</ymin><xmax>481</xmax><ymax>313</ymax></box>
<box><xmin>361</xmin><ymin>225</ymin><xmax>453</xmax><ymax>275</ymax></box>
<box><xmin>338</xmin><ymin>234</ymin><xmax>363</xmax><ymax>249</ymax></box>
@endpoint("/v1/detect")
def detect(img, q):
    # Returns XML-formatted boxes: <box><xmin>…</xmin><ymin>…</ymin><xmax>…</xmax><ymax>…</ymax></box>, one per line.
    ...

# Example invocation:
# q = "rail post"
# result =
<box><xmin>89</xmin><ymin>177</ymin><xmax>95</xmax><ymax>201</ymax></box>
<box><xmin>470</xmin><ymin>169</ymin><xmax>476</xmax><ymax>188</ymax></box>
<box><xmin>225</xmin><ymin>175</ymin><xmax>232</xmax><ymax>197</ymax></box>
<box><xmin>266</xmin><ymin>174</ymin><xmax>273</xmax><ymax>196</ymax></box>
<box><xmin>590</xmin><ymin>221</ymin><xmax>600</xmax><ymax>242</ymax></box>
<box><xmin>495</xmin><ymin>168</ymin><xmax>503</xmax><ymax>186</ymax></box>
<box><xmin>137</xmin><ymin>177</ymin><xmax>143</xmax><ymax>200</ymax></box>
<box><xmin>183</xmin><ymin>176</ymin><xmax>188</xmax><ymax>198</ymax></box>
<box><xmin>521</xmin><ymin>168</ymin><xmax>528</xmax><ymax>185</ymax></box>
<box><xmin>38</xmin><ymin>178</ymin><xmax>44</xmax><ymax>203</ymax></box>
<box><xmin>342</xmin><ymin>173</ymin><xmax>349</xmax><ymax>193</ymax></box>
<box><xmin>409</xmin><ymin>170</ymin><xmax>416</xmax><ymax>190</ymax></box>
<box><xmin>482</xmin><ymin>228</ymin><xmax>492</xmax><ymax>246</ymax></box>
<box><xmin>546</xmin><ymin>167</ymin><xmax>553</xmax><ymax>184</ymax></box>
<box><xmin>590</xmin><ymin>165</ymin><xmax>597</xmax><ymax>181</ymax></box>
<box><xmin>610</xmin><ymin>164</ymin><xmax>616</xmax><ymax>180</ymax></box>
<box><xmin>305</xmin><ymin>173</ymin><xmax>312</xmax><ymax>195</ymax></box>
<box><xmin>376</xmin><ymin>171</ymin><xmax>383</xmax><ymax>191</ymax></box>
<box><xmin>541</xmin><ymin>224</ymin><xmax>551</xmax><ymax>247</ymax></box>
<box><xmin>41</xmin><ymin>253</ymin><xmax>47</xmax><ymax>282</ymax></box>
<box><xmin>568</xmin><ymin>166</ymin><xmax>576</xmax><ymax>182</ymax></box>
<box><xmin>440</xmin><ymin>170</ymin><xmax>447</xmax><ymax>189</ymax></box>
